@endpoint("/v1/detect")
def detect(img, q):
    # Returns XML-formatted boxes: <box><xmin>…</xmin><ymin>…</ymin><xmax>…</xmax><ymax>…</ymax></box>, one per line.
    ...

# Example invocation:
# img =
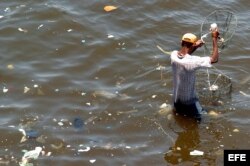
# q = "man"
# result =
<box><xmin>171</xmin><ymin>30</ymin><xmax>219</xmax><ymax>120</ymax></box>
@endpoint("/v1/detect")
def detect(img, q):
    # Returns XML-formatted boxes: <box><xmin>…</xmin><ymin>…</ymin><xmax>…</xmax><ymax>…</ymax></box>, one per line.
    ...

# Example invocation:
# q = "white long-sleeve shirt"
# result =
<box><xmin>171</xmin><ymin>50</ymin><xmax>212</xmax><ymax>104</ymax></box>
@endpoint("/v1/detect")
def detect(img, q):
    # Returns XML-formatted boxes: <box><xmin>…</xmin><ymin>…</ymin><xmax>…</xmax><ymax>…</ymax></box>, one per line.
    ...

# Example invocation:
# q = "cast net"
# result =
<box><xmin>197</xmin><ymin>9</ymin><xmax>237</xmax><ymax>103</ymax></box>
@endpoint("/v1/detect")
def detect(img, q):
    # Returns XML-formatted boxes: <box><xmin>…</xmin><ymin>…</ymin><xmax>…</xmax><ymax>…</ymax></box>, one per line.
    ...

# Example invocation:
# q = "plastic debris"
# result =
<box><xmin>67</xmin><ymin>29</ymin><xmax>73</xmax><ymax>32</ymax></box>
<box><xmin>104</xmin><ymin>5</ymin><xmax>117</xmax><ymax>12</ymax></box>
<box><xmin>152</xmin><ymin>95</ymin><xmax>157</xmax><ymax>98</ymax></box>
<box><xmin>209</xmin><ymin>84</ymin><xmax>219</xmax><ymax>91</ymax></box>
<box><xmin>239</xmin><ymin>91</ymin><xmax>250</xmax><ymax>97</ymax></box>
<box><xmin>24</xmin><ymin>86</ymin><xmax>30</xmax><ymax>93</ymax></box>
<box><xmin>78</xmin><ymin>147</ymin><xmax>90</xmax><ymax>152</ymax></box>
<box><xmin>37</xmin><ymin>24</ymin><xmax>43</xmax><ymax>29</ymax></box>
<box><xmin>7</xmin><ymin>64</ymin><xmax>14</xmax><ymax>69</ymax></box>
<box><xmin>89</xmin><ymin>159</ymin><xmax>96</xmax><ymax>163</ymax></box>
<box><xmin>3</xmin><ymin>87</ymin><xmax>8</xmax><ymax>93</ymax></box>
<box><xmin>26</xmin><ymin>130</ymin><xmax>39</xmax><ymax>139</ymax></box>
<box><xmin>18</xmin><ymin>28</ymin><xmax>28</xmax><ymax>33</ymax></box>
<box><xmin>190</xmin><ymin>150</ymin><xmax>204</xmax><ymax>156</ymax></box>
<box><xmin>51</xmin><ymin>143</ymin><xmax>63</xmax><ymax>150</ymax></box>
<box><xmin>92</xmin><ymin>90</ymin><xmax>117</xmax><ymax>99</ymax></box>
<box><xmin>0</xmin><ymin>16</ymin><xmax>4</xmax><ymax>19</ymax></box>
<box><xmin>160</xmin><ymin>103</ymin><xmax>167</xmax><ymax>109</ymax></box>
<box><xmin>58</xmin><ymin>122</ymin><xmax>64</xmax><ymax>126</ymax></box>
<box><xmin>19</xmin><ymin>147</ymin><xmax>42</xmax><ymax>166</ymax></box>
<box><xmin>4</xmin><ymin>8</ymin><xmax>10</xmax><ymax>12</ymax></box>
<box><xmin>84</xmin><ymin>116</ymin><xmax>97</xmax><ymax>125</ymax></box>
<box><xmin>208</xmin><ymin>111</ymin><xmax>219</xmax><ymax>117</ymax></box>
<box><xmin>73</xmin><ymin>117</ymin><xmax>84</xmax><ymax>129</ymax></box>
<box><xmin>107</xmin><ymin>34</ymin><xmax>114</xmax><ymax>38</ymax></box>
<box><xmin>233</xmin><ymin>128</ymin><xmax>239</xmax><ymax>133</ymax></box>
<box><xmin>33</xmin><ymin>84</ymin><xmax>38</xmax><ymax>88</ymax></box>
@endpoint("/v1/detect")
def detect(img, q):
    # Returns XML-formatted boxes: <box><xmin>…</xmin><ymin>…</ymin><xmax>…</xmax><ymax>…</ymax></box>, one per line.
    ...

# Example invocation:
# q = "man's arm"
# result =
<box><xmin>188</xmin><ymin>40</ymin><xmax>204</xmax><ymax>55</ymax></box>
<box><xmin>210</xmin><ymin>30</ymin><xmax>219</xmax><ymax>63</ymax></box>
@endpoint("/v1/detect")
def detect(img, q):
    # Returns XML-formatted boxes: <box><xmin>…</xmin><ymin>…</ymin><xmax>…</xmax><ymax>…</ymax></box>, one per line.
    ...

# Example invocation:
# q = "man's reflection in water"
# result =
<box><xmin>164</xmin><ymin>114</ymin><xmax>200</xmax><ymax>164</ymax></box>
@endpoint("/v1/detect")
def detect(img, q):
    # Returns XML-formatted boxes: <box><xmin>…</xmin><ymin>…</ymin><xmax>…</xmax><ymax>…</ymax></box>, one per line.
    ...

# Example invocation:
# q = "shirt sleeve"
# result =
<box><xmin>192</xmin><ymin>56</ymin><xmax>212</xmax><ymax>68</ymax></box>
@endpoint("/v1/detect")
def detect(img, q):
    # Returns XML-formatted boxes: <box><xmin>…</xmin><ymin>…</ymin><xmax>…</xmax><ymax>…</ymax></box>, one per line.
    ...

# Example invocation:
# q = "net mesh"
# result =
<box><xmin>197</xmin><ymin>10</ymin><xmax>237</xmax><ymax>103</ymax></box>
<box><xmin>196</xmin><ymin>69</ymin><xmax>232</xmax><ymax>104</ymax></box>
<box><xmin>200</xmin><ymin>9</ymin><xmax>237</xmax><ymax>54</ymax></box>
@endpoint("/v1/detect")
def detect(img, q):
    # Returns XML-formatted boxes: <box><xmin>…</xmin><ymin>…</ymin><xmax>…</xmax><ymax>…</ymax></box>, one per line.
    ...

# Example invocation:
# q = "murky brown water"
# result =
<box><xmin>0</xmin><ymin>0</ymin><xmax>250</xmax><ymax>165</ymax></box>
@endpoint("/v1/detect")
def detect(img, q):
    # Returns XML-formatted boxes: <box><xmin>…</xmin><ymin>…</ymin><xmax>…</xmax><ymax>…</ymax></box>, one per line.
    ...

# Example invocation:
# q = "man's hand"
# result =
<box><xmin>212</xmin><ymin>29</ymin><xmax>220</xmax><ymax>39</ymax></box>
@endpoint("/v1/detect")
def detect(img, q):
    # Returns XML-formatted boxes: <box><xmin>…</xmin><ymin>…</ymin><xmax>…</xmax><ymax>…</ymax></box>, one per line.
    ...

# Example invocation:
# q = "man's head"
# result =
<box><xmin>181</xmin><ymin>33</ymin><xmax>197</xmax><ymax>48</ymax></box>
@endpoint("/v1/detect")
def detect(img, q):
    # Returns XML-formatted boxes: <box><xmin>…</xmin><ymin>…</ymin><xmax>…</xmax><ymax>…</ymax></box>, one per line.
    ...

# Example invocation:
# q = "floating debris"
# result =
<box><xmin>26</xmin><ymin>130</ymin><xmax>39</xmax><ymax>139</ymax></box>
<box><xmin>7</xmin><ymin>64</ymin><xmax>14</xmax><ymax>70</ymax></box>
<box><xmin>104</xmin><ymin>5</ymin><xmax>117</xmax><ymax>12</ymax></box>
<box><xmin>158</xmin><ymin>104</ymin><xmax>173</xmax><ymax>116</ymax></box>
<box><xmin>20</xmin><ymin>147</ymin><xmax>42</xmax><ymax>166</ymax></box>
<box><xmin>239</xmin><ymin>91</ymin><xmax>250</xmax><ymax>97</ymax></box>
<box><xmin>190</xmin><ymin>150</ymin><xmax>204</xmax><ymax>156</ymax></box>
<box><xmin>24</xmin><ymin>86</ymin><xmax>30</xmax><ymax>93</ymax></box>
<box><xmin>37</xmin><ymin>24</ymin><xmax>43</xmax><ymax>29</ymax></box>
<box><xmin>89</xmin><ymin>159</ymin><xmax>96</xmax><ymax>163</ymax></box>
<box><xmin>3</xmin><ymin>87</ymin><xmax>8</xmax><ymax>93</ymax></box>
<box><xmin>84</xmin><ymin>116</ymin><xmax>97</xmax><ymax>125</ymax></box>
<box><xmin>233</xmin><ymin>128</ymin><xmax>240</xmax><ymax>133</ymax></box>
<box><xmin>92</xmin><ymin>90</ymin><xmax>117</xmax><ymax>99</ymax></box>
<box><xmin>4</xmin><ymin>8</ymin><xmax>10</xmax><ymax>12</ymax></box>
<box><xmin>78</xmin><ymin>147</ymin><xmax>90</xmax><ymax>152</ymax></box>
<box><xmin>152</xmin><ymin>95</ymin><xmax>157</xmax><ymax>99</ymax></box>
<box><xmin>209</xmin><ymin>84</ymin><xmax>219</xmax><ymax>91</ymax></box>
<box><xmin>0</xmin><ymin>16</ymin><xmax>4</xmax><ymax>19</ymax></box>
<box><xmin>58</xmin><ymin>122</ymin><xmax>64</xmax><ymax>126</ymax></box>
<box><xmin>156</xmin><ymin>66</ymin><xmax>166</xmax><ymax>71</ymax></box>
<box><xmin>208</xmin><ymin>110</ymin><xmax>219</xmax><ymax>117</ymax></box>
<box><xmin>73</xmin><ymin>118</ymin><xmax>84</xmax><ymax>129</ymax></box>
<box><xmin>107</xmin><ymin>34</ymin><xmax>114</xmax><ymax>38</ymax></box>
<box><xmin>33</xmin><ymin>84</ymin><xmax>38</xmax><ymax>88</ymax></box>
<box><xmin>51</xmin><ymin>143</ymin><xmax>63</xmax><ymax>150</ymax></box>
<box><xmin>18</xmin><ymin>28</ymin><xmax>28</xmax><ymax>33</ymax></box>
<box><xmin>67</xmin><ymin>29</ymin><xmax>73</xmax><ymax>32</ymax></box>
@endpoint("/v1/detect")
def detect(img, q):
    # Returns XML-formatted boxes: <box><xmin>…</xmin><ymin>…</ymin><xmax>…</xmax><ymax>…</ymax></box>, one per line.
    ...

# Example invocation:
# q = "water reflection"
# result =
<box><xmin>164</xmin><ymin>115</ymin><xmax>200</xmax><ymax>165</ymax></box>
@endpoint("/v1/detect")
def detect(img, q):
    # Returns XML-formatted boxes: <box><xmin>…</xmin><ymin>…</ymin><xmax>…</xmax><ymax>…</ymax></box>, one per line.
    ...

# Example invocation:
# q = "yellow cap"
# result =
<box><xmin>181</xmin><ymin>33</ymin><xmax>197</xmax><ymax>44</ymax></box>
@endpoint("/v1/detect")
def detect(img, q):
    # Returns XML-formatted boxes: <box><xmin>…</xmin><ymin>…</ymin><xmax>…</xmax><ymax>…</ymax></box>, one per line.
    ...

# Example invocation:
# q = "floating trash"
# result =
<box><xmin>78</xmin><ymin>147</ymin><xmax>90</xmax><ymax>152</ymax></box>
<box><xmin>58</xmin><ymin>122</ymin><xmax>64</xmax><ymax>126</ymax></box>
<box><xmin>107</xmin><ymin>34</ymin><xmax>114</xmax><ymax>38</ymax></box>
<box><xmin>152</xmin><ymin>95</ymin><xmax>157</xmax><ymax>99</ymax></box>
<box><xmin>7</xmin><ymin>64</ymin><xmax>14</xmax><ymax>70</ymax></box>
<box><xmin>3</xmin><ymin>87</ymin><xmax>8</xmax><ymax>93</ymax></box>
<box><xmin>92</xmin><ymin>90</ymin><xmax>117</xmax><ymax>99</ymax></box>
<box><xmin>26</xmin><ymin>130</ymin><xmax>39</xmax><ymax>139</ymax></box>
<box><xmin>190</xmin><ymin>150</ymin><xmax>204</xmax><ymax>156</ymax></box>
<box><xmin>37</xmin><ymin>24</ymin><xmax>43</xmax><ymax>29</ymax></box>
<box><xmin>20</xmin><ymin>147</ymin><xmax>42</xmax><ymax>166</ymax></box>
<box><xmin>208</xmin><ymin>110</ymin><xmax>219</xmax><ymax>117</ymax></box>
<box><xmin>89</xmin><ymin>159</ymin><xmax>96</xmax><ymax>163</ymax></box>
<box><xmin>24</xmin><ymin>86</ymin><xmax>30</xmax><ymax>93</ymax></box>
<box><xmin>18</xmin><ymin>28</ymin><xmax>28</xmax><ymax>33</ymax></box>
<box><xmin>209</xmin><ymin>84</ymin><xmax>219</xmax><ymax>91</ymax></box>
<box><xmin>0</xmin><ymin>16</ymin><xmax>4</xmax><ymax>19</ymax></box>
<box><xmin>73</xmin><ymin>117</ymin><xmax>84</xmax><ymax>129</ymax></box>
<box><xmin>104</xmin><ymin>5</ymin><xmax>117</xmax><ymax>12</ymax></box>
<box><xmin>51</xmin><ymin>143</ymin><xmax>63</xmax><ymax>150</ymax></box>
<box><xmin>233</xmin><ymin>129</ymin><xmax>240</xmax><ymax>133</ymax></box>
